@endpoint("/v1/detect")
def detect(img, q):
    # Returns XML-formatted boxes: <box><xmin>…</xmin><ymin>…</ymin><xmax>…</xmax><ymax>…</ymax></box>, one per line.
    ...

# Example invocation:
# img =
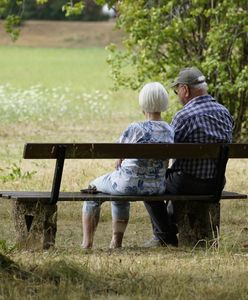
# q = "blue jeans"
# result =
<box><xmin>82</xmin><ymin>173</ymin><xmax>130</xmax><ymax>220</ymax></box>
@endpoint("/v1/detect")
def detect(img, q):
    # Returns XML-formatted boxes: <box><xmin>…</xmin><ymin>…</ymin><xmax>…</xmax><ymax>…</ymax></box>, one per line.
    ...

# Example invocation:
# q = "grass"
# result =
<box><xmin>0</xmin><ymin>43</ymin><xmax>247</xmax><ymax>300</ymax></box>
<box><xmin>0</xmin><ymin>46</ymin><xmax>112</xmax><ymax>90</ymax></box>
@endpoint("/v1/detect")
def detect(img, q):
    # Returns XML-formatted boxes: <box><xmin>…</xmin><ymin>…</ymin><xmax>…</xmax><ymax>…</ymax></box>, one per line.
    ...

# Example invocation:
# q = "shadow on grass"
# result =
<box><xmin>0</xmin><ymin>253</ymin><xmax>30</xmax><ymax>280</ymax></box>
<box><xmin>0</xmin><ymin>254</ymin><xmax>162</xmax><ymax>299</ymax></box>
<box><xmin>1</xmin><ymin>251</ymin><xmax>248</xmax><ymax>299</ymax></box>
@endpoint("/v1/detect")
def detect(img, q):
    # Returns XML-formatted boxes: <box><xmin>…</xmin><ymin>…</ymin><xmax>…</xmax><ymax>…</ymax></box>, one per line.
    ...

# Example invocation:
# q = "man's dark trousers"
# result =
<box><xmin>144</xmin><ymin>170</ymin><xmax>218</xmax><ymax>243</ymax></box>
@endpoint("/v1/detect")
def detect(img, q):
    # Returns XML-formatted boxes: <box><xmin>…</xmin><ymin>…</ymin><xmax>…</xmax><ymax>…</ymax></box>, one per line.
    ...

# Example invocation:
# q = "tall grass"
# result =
<box><xmin>0</xmin><ymin>46</ymin><xmax>247</xmax><ymax>300</ymax></box>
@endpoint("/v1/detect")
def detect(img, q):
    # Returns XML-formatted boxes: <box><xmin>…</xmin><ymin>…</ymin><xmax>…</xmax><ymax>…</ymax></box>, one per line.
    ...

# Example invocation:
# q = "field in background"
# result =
<box><xmin>0</xmin><ymin>46</ymin><xmax>112</xmax><ymax>89</ymax></box>
<box><xmin>0</xmin><ymin>22</ymin><xmax>247</xmax><ymax>300</ymax></box>
<box><xmin>0</xmin><ymin>20</ymin><xmax>123</xmax><ymax>48</ymax></box>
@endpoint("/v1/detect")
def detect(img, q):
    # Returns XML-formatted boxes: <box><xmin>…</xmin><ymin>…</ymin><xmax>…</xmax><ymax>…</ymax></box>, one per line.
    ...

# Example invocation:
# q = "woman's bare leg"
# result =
<box><xmin>109</xmin><ymin>219</ymin><xmax>129</xmax><ymax>248</ymax></box>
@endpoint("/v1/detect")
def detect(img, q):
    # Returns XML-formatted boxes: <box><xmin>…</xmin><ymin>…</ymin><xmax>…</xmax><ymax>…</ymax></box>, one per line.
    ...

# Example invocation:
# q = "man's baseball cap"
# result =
<box><xmin>170</xmin><ymin>67</ymin><xmax>206</xmax><ymax>87</ymax></box>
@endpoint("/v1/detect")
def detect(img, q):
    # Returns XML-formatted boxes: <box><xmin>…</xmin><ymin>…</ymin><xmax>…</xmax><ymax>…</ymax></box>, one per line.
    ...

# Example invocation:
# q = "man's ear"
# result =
<box><xmin>185</xmin><ymin>85</ymin><xmax>190</xmax><ymax>99</ymax></box>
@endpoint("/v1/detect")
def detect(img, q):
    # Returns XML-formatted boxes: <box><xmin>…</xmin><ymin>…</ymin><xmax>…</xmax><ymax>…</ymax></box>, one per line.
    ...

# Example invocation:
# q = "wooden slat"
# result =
<box><xmin>228</xmin><ymin>144</ymin><xmax>248</xmax><ymax>158</ymax></box>
<box><xmin>23</xmin><ymin>143</ymin><xmax>248</xmax><ymax>159</ymax></box>
<box><xmin>0</xmin><ymin>191</ymin><xmax>13</xmax><ymax>198</ymax></box>
<box><xmin>221</xmin><ymin>191</ymin><xmax>247</xmax><ymax>199</ymax></box>
<box><xmin>1</xmin><ymin>190</ymin><xmax>247</xmax><ymax>202</ymax></box>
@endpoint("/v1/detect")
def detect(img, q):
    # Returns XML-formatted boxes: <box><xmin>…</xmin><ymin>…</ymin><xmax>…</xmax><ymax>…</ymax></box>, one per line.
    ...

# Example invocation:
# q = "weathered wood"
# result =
<box><xmin>174</xmin><ymin>201</ymin><xmax>220</xmax><ymax>247</ymax></box>
<box><xmin>23</xmin><ymin>143</ymin><xmax>248</xmax><ymax>159</ymax></box>
<box><xmin>1</xmin><ymin>190</ymin><xmax>247</xmax><ymax>202</ymax></box>
<box><xmin>12</xmin><ymin>200</ymin><xmax>57</xmax><ymax>250</ymax></box>
<box><xmin>214</xmin><ymin>145</ymin><xmax>229</xmax><ymax>200</ymax></box>
<box><xmin>50</xmin><ymin>145</ymin><xmax>66</xmax><ymax>204</ymax></box>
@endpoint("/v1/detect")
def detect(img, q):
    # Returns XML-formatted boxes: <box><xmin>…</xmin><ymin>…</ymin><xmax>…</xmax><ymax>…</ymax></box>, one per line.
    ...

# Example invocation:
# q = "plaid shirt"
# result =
<box><xmin>170</xmin><ymin>95</ymin><xmax>233</xmax><ymax>179</ymax></box>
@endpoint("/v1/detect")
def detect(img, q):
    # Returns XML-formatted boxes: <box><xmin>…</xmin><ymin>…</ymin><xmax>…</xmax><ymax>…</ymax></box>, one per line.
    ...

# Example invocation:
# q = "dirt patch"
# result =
<box><xmin>0</xmin><ymin>20</ymin><xmax>124</xmax><ymax>48</ymax></box>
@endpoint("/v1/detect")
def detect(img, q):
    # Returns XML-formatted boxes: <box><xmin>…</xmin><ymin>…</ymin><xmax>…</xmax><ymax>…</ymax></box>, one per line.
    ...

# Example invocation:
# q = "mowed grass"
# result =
<box><xmin>0</xmin><ymin>45</ymin><xmax>247</xmax><ymax>300</ymax></box>
<box><xmin>0</xmin><ymin>46</ymin><xmax>111</xmax><ymax>90</ymax></box>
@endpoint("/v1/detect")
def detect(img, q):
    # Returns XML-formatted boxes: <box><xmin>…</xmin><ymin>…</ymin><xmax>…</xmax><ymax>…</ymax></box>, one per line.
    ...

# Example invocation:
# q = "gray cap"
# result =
<box><xmin>170</xmin><ymin>67</ymin><xmax>206</xmax><ymax>87</ymax></box>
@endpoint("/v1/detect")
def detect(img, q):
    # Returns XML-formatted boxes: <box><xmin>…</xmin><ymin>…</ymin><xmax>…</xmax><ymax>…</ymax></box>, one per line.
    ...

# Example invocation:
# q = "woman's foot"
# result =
<box><xmin>109</xmin><ymin>219</ymin><xmax>128</xmax><ymax>249</ymax></box>
<box><xmin>82</xmin><ymin>213</ymin><xmax>99</xmax><ymax>249</ymax></box>
<box><xmin>109</xmin><ymin>232</ymin><xmax>124</xmax><ymax>249</ymax></box>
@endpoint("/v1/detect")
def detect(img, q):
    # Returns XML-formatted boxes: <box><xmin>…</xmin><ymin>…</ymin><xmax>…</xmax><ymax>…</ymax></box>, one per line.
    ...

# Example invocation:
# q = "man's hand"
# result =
<box><xmin>115</xmin><ymin>159</ymin><xmax>123</xmax><ymax>170</ymax></box>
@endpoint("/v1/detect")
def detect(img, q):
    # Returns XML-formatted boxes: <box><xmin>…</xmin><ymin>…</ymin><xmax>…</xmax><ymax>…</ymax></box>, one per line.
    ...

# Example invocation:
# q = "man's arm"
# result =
<box><xmin>171</xmin><ymin>113</ymin><xmax>194</xmax><ymax>142</ymax></box>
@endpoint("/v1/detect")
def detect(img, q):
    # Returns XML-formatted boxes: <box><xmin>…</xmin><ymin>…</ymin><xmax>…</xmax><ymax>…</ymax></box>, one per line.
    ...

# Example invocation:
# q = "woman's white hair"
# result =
<box><xmin>139</xmin><ymin>82</ymin><xmax>169</xmax><ymax>113</ymax></box>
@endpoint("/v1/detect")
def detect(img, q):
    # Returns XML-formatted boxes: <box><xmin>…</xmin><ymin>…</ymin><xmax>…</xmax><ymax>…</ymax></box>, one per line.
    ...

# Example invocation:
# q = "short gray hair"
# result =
<box><xmin>189</xmin><ymin>82</ymin><xmax>208</xmax><ymax>92</ymax></box>
<box><xmin>139</xmin><ymin>82</ymin><xmax>169</xmax><ymax>113</ymax></box>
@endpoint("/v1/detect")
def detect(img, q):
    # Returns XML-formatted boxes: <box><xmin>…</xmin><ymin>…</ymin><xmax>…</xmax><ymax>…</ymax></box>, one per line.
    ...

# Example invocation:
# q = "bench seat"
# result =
<box><xmin>1</xmin><ymin>190</ymin><xmax>247</xmax><ymax>202</ymax></box>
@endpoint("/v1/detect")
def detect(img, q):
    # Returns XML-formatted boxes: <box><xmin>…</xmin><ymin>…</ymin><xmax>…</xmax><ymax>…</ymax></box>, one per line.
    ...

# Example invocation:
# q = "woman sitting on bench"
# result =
<box><xmin>81</xmin><ymin>82</ymin><xmax>174</xmax><ymax>249</ymax></box>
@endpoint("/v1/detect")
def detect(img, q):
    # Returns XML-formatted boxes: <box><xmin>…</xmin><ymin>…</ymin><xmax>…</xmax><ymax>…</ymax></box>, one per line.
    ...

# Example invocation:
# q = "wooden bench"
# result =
<box><xmin>1</xmin><ymin>143</ymin><xmax>247</xmax><ymax>250</ymax></box>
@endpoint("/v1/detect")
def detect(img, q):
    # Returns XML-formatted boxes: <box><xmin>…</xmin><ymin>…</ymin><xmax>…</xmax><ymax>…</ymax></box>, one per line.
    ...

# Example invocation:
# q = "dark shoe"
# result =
<box><xmin>163</xmin><ymin>235</ymin><xmax>178</xmax><ymax>247</ymax></box>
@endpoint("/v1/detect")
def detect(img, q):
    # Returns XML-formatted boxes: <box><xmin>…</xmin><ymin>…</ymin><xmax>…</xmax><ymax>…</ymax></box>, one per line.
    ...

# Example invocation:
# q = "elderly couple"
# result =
<box><xmin>81</xmin><ymin>67</ymin><xmax>233</xmax><ymax>249</ymax></box>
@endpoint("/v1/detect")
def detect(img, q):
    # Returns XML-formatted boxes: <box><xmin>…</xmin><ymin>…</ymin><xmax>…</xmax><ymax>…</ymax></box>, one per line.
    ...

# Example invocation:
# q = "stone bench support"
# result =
<box><xmin>12</xmin><ymin>200</ymin><xmax>57</xmax><ymax>250</ymax></box>
<box><xmin>174</xmin><ymin>201</ymin><xmax>220</xmax><ymax>247</ymax></box>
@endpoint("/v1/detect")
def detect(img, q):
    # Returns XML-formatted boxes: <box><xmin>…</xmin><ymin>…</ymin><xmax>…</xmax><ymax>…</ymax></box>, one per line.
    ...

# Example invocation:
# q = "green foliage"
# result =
<box><xmin>0</xmin><ymin>163</ymin><xmax>36</xmax><ymax>182</ymax></box>
<box><xmin>106</xmin><ymin>0</ymin><xmax>248</xmax><ymax>141</ymax></box>
<box><xmin>1</xmin><ymin>0</ymin><xmax>108</xmax><ymax>22</ymax></box>
<box><xmin>0</xmin><ymin>240</ymin><xmax>15</xmax><ymax>254</ymax></box>
<box><xmin>36</xmin><ymin>0</ymin><xmax>47</xmax><ymax>3</ymax></box>
<box><xmin>3</xmin><ymin>14</ymin><xmax>21</xmax><ymax>41</ymax></box>
<box><xmin>62</xmin><ymin>1</ymin><xmax>84</xmax><ymax>17</ymax></box>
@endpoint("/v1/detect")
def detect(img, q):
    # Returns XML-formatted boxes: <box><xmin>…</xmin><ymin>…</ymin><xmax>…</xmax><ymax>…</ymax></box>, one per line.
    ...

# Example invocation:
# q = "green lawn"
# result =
<box><xmin>0</xmin><ymin>46</ymin><xmax>111</xmax><ymax>90</ymax></box>
<box><xmin>0</xmin><ymin>45</ymin><xmax>247</xmax><ymax>300</ymax></box>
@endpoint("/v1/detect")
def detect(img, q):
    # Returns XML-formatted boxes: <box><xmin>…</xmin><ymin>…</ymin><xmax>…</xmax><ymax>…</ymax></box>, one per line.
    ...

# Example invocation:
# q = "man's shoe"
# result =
<box><xmin>143</xmin><ymin>235</ymin><xmax>178</xmax><ymax>248</ymax></box>
<box><xmin>164</xmin><ymin>235</ymin><xmax>178</xmax><ymax>247</ymax></box>
<box><xmin>143</xmin><ymin>236</ymin><xmax>163</xmax><ymax>248</ymax></box>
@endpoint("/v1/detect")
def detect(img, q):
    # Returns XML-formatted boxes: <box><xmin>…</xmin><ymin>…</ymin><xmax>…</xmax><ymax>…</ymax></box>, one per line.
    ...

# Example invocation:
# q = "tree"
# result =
<box><xmin>105</xmin><ymin>0</ymin><xmax>248</xmax><ymax>141</ymax></box>
<box><xmin>0</xmin><ymin>0</ymin><xmax>109</xmax><ymax>41</ymax></box>
<box><xmin>0</xmin><ymin>0</ymin><xmax>107</xmax><ymax>22</ymax></box>
<box><xmin>1</xmin><ymin>0</ymin><xmax>247</xmax><ymax>141</ymax></box>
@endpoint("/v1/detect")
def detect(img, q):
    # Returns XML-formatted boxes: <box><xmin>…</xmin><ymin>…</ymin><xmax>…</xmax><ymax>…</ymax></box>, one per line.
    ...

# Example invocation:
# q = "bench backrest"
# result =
<box><xmin>23</xmin><ymin>143</ymin><xmax>248</xmax><ymax>204</ymax></box>
<box><xmin>24</xmin><ymin>143</ymin><xmax>248</xmax><ymax>159</ymax></box>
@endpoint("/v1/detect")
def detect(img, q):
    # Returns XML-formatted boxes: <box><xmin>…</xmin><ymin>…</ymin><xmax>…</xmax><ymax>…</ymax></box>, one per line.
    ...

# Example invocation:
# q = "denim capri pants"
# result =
<box><xmin>82</xmin><ymin>172</ymin><xmax>130</xmax><ymax>220</ymax></box>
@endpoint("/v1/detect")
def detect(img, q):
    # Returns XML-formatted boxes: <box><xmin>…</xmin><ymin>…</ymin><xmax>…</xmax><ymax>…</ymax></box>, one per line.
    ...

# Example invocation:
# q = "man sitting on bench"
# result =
<box><xmin>144</xmin><ymin>67</ymin><xmax>234</xmax><ymax>248</ymax></box>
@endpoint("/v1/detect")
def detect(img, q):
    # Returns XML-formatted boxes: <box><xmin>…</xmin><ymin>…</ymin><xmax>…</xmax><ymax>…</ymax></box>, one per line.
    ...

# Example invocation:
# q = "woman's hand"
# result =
<box><xmin>115</xmin><ymin>159</ymin><xmax>123</xmax><ymax>170</ymax></box>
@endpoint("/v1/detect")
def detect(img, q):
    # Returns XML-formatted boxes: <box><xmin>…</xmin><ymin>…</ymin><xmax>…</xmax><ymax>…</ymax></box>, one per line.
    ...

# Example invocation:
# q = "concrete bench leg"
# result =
<box><xmin>12</xmin><ymin>200</ymin><xmax>57</xmax><ymax>250</ymax></box>
<box><xmin>174</xmin><ymin>201</ymin><xmax>220</xmax><ymax>247</ymax></box>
